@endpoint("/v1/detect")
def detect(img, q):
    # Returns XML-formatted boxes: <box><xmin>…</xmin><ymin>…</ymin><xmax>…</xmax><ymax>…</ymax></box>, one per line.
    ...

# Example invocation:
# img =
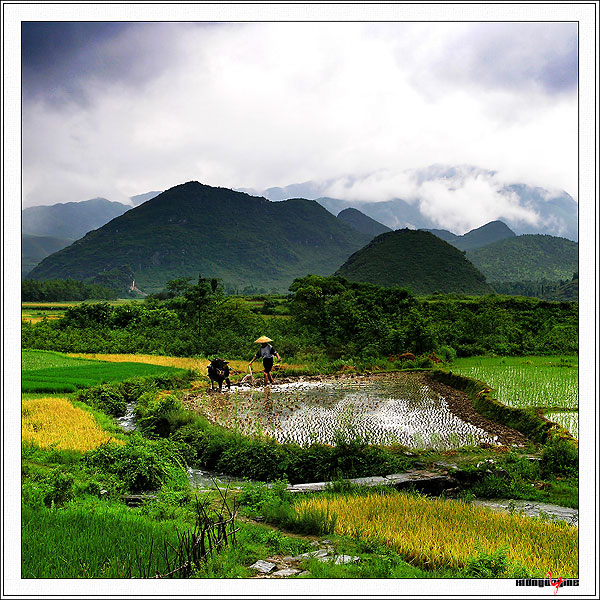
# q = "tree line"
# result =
<box><xmin>22</xmin><ymin>278</ymin><xmax>119</xmax><ymax>301</ymax></box>
<box><xmin>21</xmin><ymin>274</ymin><xmax>578</xmax><ymax>360</ymax></box>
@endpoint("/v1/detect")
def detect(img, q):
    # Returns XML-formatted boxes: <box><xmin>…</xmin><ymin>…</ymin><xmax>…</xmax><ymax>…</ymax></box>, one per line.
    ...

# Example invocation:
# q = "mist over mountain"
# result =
<box><xmin>27</xmin><ymin>182</ymin><xmax>371</xmax><ymax>294</ymax></box>
<box><xmin>22</xmin><ymin>197</ymin><xmax>131</xmax><ymax>239</ymax></box>
<box><xmin>130</xmin><ymin>191</ymin><xmax>162</xmax><ymax>206</ymax></box>
<box><xmin>251</xmin><ymin>165</ymin><xmax>578</xmax><ymax>241</ymax></box>
<box><xmin>22</xmin><ymin>234</ymin><xmax>75</xmax><ymax>278</ymax></box>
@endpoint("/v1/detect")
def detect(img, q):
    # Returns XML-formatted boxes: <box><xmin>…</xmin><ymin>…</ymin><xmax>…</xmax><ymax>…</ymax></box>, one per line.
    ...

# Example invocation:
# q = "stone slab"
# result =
<box><xmin>249</xmin><ymin>560</ymin><xmax>276</xmax><ymax>574</ymax></box>
<box><xmin>272</xmin><ymin>568</ymin><xmax>302</xmax><ymax>577</ymax></box>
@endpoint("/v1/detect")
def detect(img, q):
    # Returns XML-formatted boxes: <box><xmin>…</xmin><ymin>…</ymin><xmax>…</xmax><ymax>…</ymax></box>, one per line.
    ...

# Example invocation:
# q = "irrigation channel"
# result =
<box><xmin>117</xmin><ymin>372</ymin><xmax>577</xmax><ymax>525</ymax></box>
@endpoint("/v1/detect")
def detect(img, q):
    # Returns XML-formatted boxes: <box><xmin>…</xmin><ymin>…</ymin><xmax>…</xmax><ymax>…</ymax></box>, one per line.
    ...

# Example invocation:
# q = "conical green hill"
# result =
<box><xmin>335</xmin><ymin>228</ymin><xmax>493</xmax><ymax>295</ymax></box>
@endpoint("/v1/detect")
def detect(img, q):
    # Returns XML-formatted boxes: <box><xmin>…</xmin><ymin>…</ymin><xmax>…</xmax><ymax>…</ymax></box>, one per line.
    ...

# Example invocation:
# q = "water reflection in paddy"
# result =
<box><xmin>194</xmin><ymin>374</ymin><xmax>499</xmax><ymax>451</ymax></box>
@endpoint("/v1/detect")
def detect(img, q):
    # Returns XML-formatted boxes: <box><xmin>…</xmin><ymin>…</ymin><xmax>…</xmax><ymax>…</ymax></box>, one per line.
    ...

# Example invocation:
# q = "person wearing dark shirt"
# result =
<box><xmin>249</xmin><ymin>335</ymin><xmax>281</xmax><ymax>385</ymax></box>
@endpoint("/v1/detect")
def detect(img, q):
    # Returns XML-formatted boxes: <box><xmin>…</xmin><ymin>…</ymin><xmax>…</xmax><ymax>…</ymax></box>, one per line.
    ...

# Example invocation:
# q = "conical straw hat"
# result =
<box><xmin>255</xmin><ymin>336</ymin><xmax>273</xmax><ymax>343</ymax></box>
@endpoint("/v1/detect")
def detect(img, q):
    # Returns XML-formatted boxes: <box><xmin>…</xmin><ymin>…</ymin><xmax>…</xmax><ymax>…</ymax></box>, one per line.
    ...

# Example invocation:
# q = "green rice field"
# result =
<box><xmin>22</xmin><ymin>350</ymin><xmax>187</xmax><ymax>393</ymax></box>
<box><xmin>450</xmin><ymin>355</ymin><xmax>578</xmax><ymax>437</ymax></box>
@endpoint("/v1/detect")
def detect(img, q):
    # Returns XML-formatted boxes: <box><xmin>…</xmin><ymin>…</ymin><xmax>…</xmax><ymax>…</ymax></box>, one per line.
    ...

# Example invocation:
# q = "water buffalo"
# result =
<box><xmin>207</xmin><ymin>358</ymin><xmax>231</xmax><ymax>392</ymax></box>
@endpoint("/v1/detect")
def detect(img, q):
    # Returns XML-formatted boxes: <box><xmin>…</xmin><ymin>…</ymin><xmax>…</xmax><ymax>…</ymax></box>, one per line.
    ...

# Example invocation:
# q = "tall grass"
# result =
<box><xmin>22</xmin><ymin>501</ymin><xmax>189</xmax><ymax>578</ymax></box>
<box><xmin>294</xmin><ymin>491</ymin><xmax>578</xmax><ymax>577</ymax></box>
<box><xmin>22</xmin><ymin>397</ymin><xmax>124</xmax><ymax>451</ymax></box>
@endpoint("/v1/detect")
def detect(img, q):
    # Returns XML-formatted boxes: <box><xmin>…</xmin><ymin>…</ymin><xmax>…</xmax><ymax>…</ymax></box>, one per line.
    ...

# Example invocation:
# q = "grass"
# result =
<box><xmin>294</xmin><ymin>491</ymin><xmax>578</xmax><ymax>577</ymax></box>
<box><xmin>21</xmin><ymin>500</ymin><xmax>192</xmax><ymax>578</ymax></box>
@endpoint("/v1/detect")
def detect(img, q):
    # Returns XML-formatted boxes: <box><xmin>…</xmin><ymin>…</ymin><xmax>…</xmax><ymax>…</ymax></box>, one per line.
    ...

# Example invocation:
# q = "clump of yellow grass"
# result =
<box><xmin>22</xmin><ymin>397</ymin><xmax>124</xmax><ymax>451</ymax></box>
<box><xmin>295</xmin><ymin>492</ymin><xmax>577</xmax><ymax>577</ymax></box>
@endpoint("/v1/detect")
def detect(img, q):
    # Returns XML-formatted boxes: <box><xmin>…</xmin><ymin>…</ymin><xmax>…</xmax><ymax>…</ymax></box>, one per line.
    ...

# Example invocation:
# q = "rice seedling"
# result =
<box><xmin>22</xmin><ymin>397</ymin><xmax>124</xmax><ymax>451</ymax></box>
<box><xmin>22</xmin><ymin>349</ymin><xmax>93</xmax><ymax>371</ymax></box>
<box><xmin>544</xmin><ymin>411</ymin><xmax>579</xmax><ymax>437</ymax></box>
<box><xmin>188</xmin><ymin>374</ymin><xmax>499</xmax><ymax>450</ymax></box>
<box><xmin>294</xmin><ymin>491</ymin><xmax>578</xmax><ymax>577</ymax></box>
<box><xmin>450</xmin><ymin>356</ymin><xmax>578</xmax><ymax>411</ymax></box>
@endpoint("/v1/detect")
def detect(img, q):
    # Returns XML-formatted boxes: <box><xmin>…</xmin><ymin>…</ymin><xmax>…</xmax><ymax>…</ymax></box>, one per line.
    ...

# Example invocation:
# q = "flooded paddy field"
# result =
<box><xmin>183</xmin><ymin>372</ymin><xmax>529</xmax><ymax>451</ymax></box>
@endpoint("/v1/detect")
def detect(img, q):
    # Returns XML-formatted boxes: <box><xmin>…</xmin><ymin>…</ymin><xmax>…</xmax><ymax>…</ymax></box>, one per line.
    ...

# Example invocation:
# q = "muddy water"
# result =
<box><xmin>197</xmin><ymin>374</ymin><xmax>500</xmax><ymax>450</ymax></box>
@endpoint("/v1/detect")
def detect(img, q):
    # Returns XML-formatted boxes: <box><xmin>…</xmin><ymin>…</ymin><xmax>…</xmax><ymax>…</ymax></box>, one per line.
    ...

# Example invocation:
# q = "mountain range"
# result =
<box><xmin>423</xmin><ymin>220</ymin><xmax>516</xmax><ymax>251</ymax></box>
<box><xmin>22</xmin><ymin>172</ymin><xmax>579</xmax><ymax>299</ymax></box>
<box><xmin>22</xmin><ymin>197</ymin><xmax>132</xmax><ymax>239</ymax></box>
<box><xmin>243</xmin><ymin>165</ymin><xmax>578</xmax><ymax>242</ymax></box>
<box><xmin>337</xmin><ymin>208</ymin><xmax>392</xmax><ymax>237</ymax></box>
<box><xmin>27</xmin><ymin>182</ymin><xmax>372</xmax><ymax>294</ymax></box>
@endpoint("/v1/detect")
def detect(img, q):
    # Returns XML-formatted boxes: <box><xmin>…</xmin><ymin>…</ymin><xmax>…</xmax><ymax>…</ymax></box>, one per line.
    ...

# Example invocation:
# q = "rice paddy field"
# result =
<box><xmin>294</xmin><ymin>491</ymin><xmax>578</xmax><ymax>577</ymax></box>
<box><xmin>22</xmin><ymin>396</ymin><xmax>124</xmax><ymax>451</ymax></box>
<box><xmin>22</xmin><ymin>350</ymin><xmax>188</xmax><ymax>393</ymax></box>
<box><xmin>449</xmin><ymin>355</ymin><xmax>578</xmax><ymax>437</ymax></box>
<box><xmin>186</xmin><ymin>374</ymin><xmax>500</xmax><ymax>450</ymax></box>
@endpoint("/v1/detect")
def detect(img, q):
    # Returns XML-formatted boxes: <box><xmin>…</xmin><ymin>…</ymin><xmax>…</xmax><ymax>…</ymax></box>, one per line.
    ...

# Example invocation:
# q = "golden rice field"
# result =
<box><xmin>295</xmin><ymin>492</ymin><xmax>578</xmax><ymax>577</ymax></box>
<box><xmin>65</xmin><ymin>353</ymin><xmax>252</xmax><ymax>375</ymax></box>
<box><xmin>22</xmin><ymin>397</ymin><xmax>124</xmax><ymax>451</ymax></box>
<box><xmin>64</xmin><ymin>353</ymin><xmax>296</xmax><ymax>381</ymax></box>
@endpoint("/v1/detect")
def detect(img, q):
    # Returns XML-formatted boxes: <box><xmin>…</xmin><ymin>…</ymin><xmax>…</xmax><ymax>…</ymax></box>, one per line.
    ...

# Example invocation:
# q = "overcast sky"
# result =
<box><xmin>22</xmin><ymin>21</ymin><xmax>578</xmax><ymax>210</ymax></box>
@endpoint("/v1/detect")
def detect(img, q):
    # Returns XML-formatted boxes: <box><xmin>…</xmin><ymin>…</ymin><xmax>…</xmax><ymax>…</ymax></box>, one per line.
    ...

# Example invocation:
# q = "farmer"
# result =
<box><xmin>249</xmin><ymin>336</ymin><xmax>281</xmax><ymax>385</ymax></box>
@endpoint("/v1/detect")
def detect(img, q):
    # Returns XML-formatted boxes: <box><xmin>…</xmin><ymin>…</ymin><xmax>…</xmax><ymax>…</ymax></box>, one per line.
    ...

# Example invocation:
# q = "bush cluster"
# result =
<box><xmin>83</xmin><ymin>434</ymin><xmax>191</xmax><ymax>492</ymax></box>
<box><xmin>76</xmin><ymin>372</ymin><xmax>194</xmax><ymax>418</ymax></box>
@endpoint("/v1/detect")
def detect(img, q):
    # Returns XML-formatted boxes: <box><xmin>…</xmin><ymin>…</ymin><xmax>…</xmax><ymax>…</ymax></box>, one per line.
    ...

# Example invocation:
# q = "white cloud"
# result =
<box><xmin>21</xmin><ymin>22</ymin><xmax>578</xmax><ymax>208</ymax></box>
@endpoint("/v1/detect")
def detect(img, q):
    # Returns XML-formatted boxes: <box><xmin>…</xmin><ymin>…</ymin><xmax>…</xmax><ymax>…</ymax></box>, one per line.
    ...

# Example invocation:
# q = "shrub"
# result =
<box><xmin>83</xmin><ymin>435</ymin><xmax>190</xmax><ymax>492</ymax></box>
<box><xmin>464</xmin><ymin>546</ymin><xmax>511</xmax><ymax>578</ymax></box>
<box><xmin>541</xmin><ymin>438</ymin><xmax>578</xmax><ymax>478</ymax></box>
<box><xmin>135</xmin><ymin>392</ymin><xmax>195</xmax><ymax>438</ymax></box>
<box><xmin>77</xmin><ymin>384</ymin><xmax>127</xmax><ymax>417</ymax></box>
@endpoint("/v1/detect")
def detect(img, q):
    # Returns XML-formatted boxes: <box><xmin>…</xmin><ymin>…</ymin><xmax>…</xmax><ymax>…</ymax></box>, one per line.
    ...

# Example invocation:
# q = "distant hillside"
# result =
<box><xmin>22</xmin><ymin>197</ymin><xmax>131</xmax><ymax>239</ymax></box>
<box><xmin>318</xmin><ymin>196</ymin><xmax>431</xmax><ymax>230</ymax></box>
<box><xmin>28</xmin><ymin>182</ymin><xmax>371</xmax><ymax>294</ymax></box>
<box><xmin>337</xmin><ymin>208</ymin><xmax>392</xmax><ymax>237</ymax></box>
<box><xmin>22</xmin><ymin>234</ymin><xmax>75</xmax><ymax>278</ymax></box>
<box><xmin>491</xmin><ymin>277</ymin><xmax>578</xmax><ymax>302</ymax></box>
<box><xmin>130</xmin><ymin>191</ymin><xmax>162</xmax><ymax>206</ymax></box>
<box><xmin>424</xmin><ymin>221</ymin><xmax>516</xmax><ymax>251</ymax></box>
<box><xmin>466</xmin><ymin>234</ymin><xmax>578</xmax><ymax>282</ymax></box>
<box><xmin>335</xmin><ymin>229</ymin><xmax>493</xmax><ymax>295</ymax></box>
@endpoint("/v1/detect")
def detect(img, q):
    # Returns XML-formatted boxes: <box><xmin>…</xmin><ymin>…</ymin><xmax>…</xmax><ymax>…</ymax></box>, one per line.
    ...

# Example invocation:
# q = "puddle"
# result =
<box><xmin>191</xmin><ymin>374</ymin><xmax>501</xmax><ymax>450</ymax></box>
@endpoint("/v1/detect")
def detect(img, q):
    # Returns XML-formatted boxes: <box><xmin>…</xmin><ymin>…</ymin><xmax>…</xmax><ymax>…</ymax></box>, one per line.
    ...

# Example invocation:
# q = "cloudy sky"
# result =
<box><xmin>21</xmin><ymin>20</ymin><xmax>579</xmax><ymax>215</ymax></box>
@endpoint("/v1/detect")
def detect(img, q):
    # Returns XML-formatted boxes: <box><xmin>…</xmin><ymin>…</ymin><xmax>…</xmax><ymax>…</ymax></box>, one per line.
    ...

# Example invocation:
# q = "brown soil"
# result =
<box><xmin>420</xmin><ymin>373</ymin><xmax>530</xmax><ymax>447</ymax></box>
